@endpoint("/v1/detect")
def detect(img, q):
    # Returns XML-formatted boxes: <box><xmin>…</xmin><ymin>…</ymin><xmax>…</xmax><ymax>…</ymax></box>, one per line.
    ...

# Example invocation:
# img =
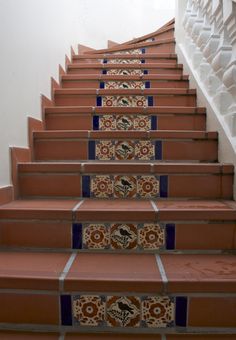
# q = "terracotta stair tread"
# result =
<box><xmin>33</xmin><ymin>130</ymin><xmax>217</xmax><ymax>140</ymax></box>
<box><xmin>64</xmin><ymin>335</ymin><xmax>236</xmax><ymax>340</ymax></box>
<box><xmin>72</xmin><ymin>52</ymin><xmax>178</xmax><ymax>60</ymax></box>
<box><xmin>83</xmin><ymin>37</ymin><xmax>175</xmax><ymax>55</ymax></box>
<box><xmin>18</xmin><ymin>162</ymin><xmax>233</xmax><ymax>174</ymax></box>
<box><xmin>67</xmin><ymin>62</ymin><xmax>182</xmax><ymax>69</ymax></box>
<box><xmin>44</xmin><ymin>105</ymin><xmax>206</xmax><ymax>114</ymax></box>
<box><xmin>0</xmin><ymin>332</ymin><xmax>59</xmax><ymax>339</ymax></box>
<box><xmin>61</xmin><ymin>74</ymin><xmax>189</xmax><ymax>81</ymax></box>
<box><xmin>54</xmin><ymin>88</ymin><xmax>194</xmax><ymax>95</ymax></box>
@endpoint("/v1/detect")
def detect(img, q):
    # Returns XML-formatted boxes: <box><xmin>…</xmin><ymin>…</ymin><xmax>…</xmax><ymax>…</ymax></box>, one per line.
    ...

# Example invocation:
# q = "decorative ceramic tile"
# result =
<box><xmin>133</xmin><ymin>115</ymin><xmax>151</xmax><ymax>130</ymax></box>
<box><xmin>99</xmin><ymin>115</ymin><xmax>116</xmax><ymax>130</ymax></box>
<box><xmin>106</xmin><ymin>69</ymin><xmax>144</xmax><ymax>76</ymax></box>
<box><xmin>135</xmin><ymin>141</ymin><xmax>155</xmax><ymax>160</ymax></box>
<box><xmin>105</xmin><ymin>81</ymin><xmax>145</xmax><ymax>89</ymax></box>
<box><xmin>102</xmin><ymin>96</ymin><xmax>147</xmax><ymax>107</ymax></box>
<box><xmin>91</xmin><ymin>175</ymin><xmax>113</xmax><ymax>198</ymax></box>
<box><xmin>96</xmin><ymin>140</ymin><xmax>115</xmax><ymax>160</ymax></box>
<box><xmin>107</xmin><ymin>59</ymin><xmax>141</xmax><ymax>64</ymax></box>
<box><xmin>67</xmin><ymin>294</ymin><xmax>179</xmax><ymax>328</ymax></box>
<box><xmin>83</xmin><ymin>224</ymin><xmax>110</xmax><ymax>249</ymax></box>
<box><xmin>142</xmin><ymin>296</ymin><xmax>174</xmax><ymax>327</ymax></box>
<box><xmin>110</xmin><ymin>223</ymin><xmax>138</xmax><ymax>249</ymax></box>
<box><xmin>84</xmin><ymin>175</ymin><xmax>167</xmax><ymax>199</ymax></box>
<box><xmin>138</xmin><ymin>223</ymin><xmax>164</xmax><ymax>250</ymax></box>
<box><xmin>114</xmin><ymin>141</ymin><xmax>135</xmax><ymax>160</ymax></box>
<box><xmin>73</xmin><ymin>295</ymin><xmax>105</xmax><ymax>326</ymax></box>
<box><xmin>114</xmin><ymin>175</ymin><xmax>137</xmax><ymax>198</ymax></box>
<box><xmin>137</xmin><ymin>176</ymin><xmax>160</xmax><ymax>198</ymax></box>
<box><xmin>112</xmin><ymin>49</ymin><xmax>143</xmax><ymax>55</ymax></box>
<box><xmin>116</xmin><ymin>115</ymin><xmax>134</xmax><ymax>130</ymax></box>
<box><xmin>106</xmin><ymin>296</ymin><xmax>141</xmax><ymax>327</ymax></box>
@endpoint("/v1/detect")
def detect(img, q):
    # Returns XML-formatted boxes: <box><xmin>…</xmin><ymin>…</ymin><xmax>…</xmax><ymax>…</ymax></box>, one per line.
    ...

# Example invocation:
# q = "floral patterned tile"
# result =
<box><xmin>101</xmin><ymin>96</ymin><xmax>147</xmax><ymax>107</ymax></box>
<box><xmin>83</xmin><ymin>175</ymin><xmax>167</xmax><ymax>199</ymax></box>
<box><xmin>95</xmin><ymin>114</ymin><xmax>155</xmax><ymax>131</ymax></box>
<box><xmin>62</xmin><ymin>294</ymin><xmax>179</xmax><ymax>328</ymax></box>
<box><xmin>106</xmin><ymin>69</ymin><xmax>144</xmax><ymax>76</ymax></box>
<box><xmin>104</xmin><ymin>81</ymin><xmax>145</xmax><ymax>89</ymax></box>
<box><xmin>111</xmin><ymin>48</ymin><xmax>143</xmax><ymax>55</ymax></box>
<box><xmin>73</xmin><ymin>222</ymin><xmax>169</xmax><ymax>251</ymax></box>
<box><xmin>106</xmin><ymin>59</ymin><xmax>142</xmax><ymax>64</ymax></box>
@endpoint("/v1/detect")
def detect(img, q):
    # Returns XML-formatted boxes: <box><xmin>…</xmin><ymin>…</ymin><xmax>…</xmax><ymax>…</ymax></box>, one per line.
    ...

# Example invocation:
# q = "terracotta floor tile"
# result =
<box><xmin>188</xmin><ymin>297</ymin><xmax>236</xmax><ymax>327</ymax></box>
<box><xmin>64</xmin><ymin>253</ymin><xmax>162</xmax><ymax>293</ymax></box>
<box><xmin>0</xmin><ymin>251</ymin><xmax>70</xmax><ymax>290</ymax></box>
<box><xmin>0</xmin><ymin>293</ymin><xmax>59</xmax><ymax>324</ymax></box>
<box><xmin>167</xmin><ymin>335</ymin><xmax>236</xmax><ymax>340</ymax></box>
<box><xmin>0</xmin><ymin>199</ymin><xmax>79</xmax><ymax>219</ymax></box>
<box><xmin>75</xmin><ymin>199</ymin><xmax>156</xmax><ymax>221</ymax></box>
<box><xmin>0</xmin><ymin>332</ymin><xmax>59</xmax><ymax>339</ymax></box>
<box><xmin>161</xmin><ymin>254</ymin><xmax>236</xmax><ymax>293</ymax></box>
<box><xmin>65</xmin><ymin>334</ymin><xmax>161</xmax><ymax>340</ymax></box>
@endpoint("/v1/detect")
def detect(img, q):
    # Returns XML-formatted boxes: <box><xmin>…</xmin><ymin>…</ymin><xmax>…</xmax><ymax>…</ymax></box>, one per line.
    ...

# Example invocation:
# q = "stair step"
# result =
<box><xmin>33</xmin><ymin>130</ymin><xmax>218</xmax><ymax>162</ymax></box>
<box><xmin>0</xmin><ymin>252</ymin><xmax>235</xmax><ymax>331</ymax></box>
<box><xmin>0</xmin><ymin>332</ymin><xmax>59</xmax><ymax>339</ymax></box>
<box><xmin>53</xmin><ymin>88</ymin><xmax>196</xmax><ymax>107</ymax></box>
<box><xmin>72</xmin><ymin>52</ymin><xmax>178</xmax><ymax>63</ymax></box>
<box><xmin>67</xmin><ymin>63</ymin><xmax>183</xmax><ymax>75</ymax></box>
<box><xmin>17</xmin><ymin>162</ymin><xmax>233</xmax><ymax>199</ymax></box>
<box><xmin>61</xmin><ymin>74</ymin><xmax>189</xmax><ymax>89</ymax></box>
<box><xmin>0</xmin><ymin>199</ymin><xmax>235</xmax><ymax>252</ymax></box>
<box><xmin>44</xmin><ymin>106</ymin><xmax>206</xmax><ymax>131</ymax></box>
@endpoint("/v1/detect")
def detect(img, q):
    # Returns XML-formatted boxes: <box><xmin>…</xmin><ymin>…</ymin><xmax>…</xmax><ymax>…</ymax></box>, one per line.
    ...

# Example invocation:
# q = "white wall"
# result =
<box><xmin>0</xmin><ymin>0</ymin><xmax>175</xmax><ymax>187</ymax></box>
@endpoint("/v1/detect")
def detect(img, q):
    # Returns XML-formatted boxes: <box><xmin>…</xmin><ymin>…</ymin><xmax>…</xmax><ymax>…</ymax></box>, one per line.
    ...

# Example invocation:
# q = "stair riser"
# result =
<box><xmin>45</xmin><ymin>113</ymin><xmax>206</xmax><ymax>131</ymax></box>
<box><xmin>0</xmin><ymin>220</ymin><xmax>235</xmax><ymax>252</ymax></box>
<box><xmin>33</xmin><ymin>139</ymin><xmax>217</xmax><ymax>162</ymax></box>
<box><xmin>18</xmin><ymin>173</ymin><xmax>233</xmax><ymax>199</ymax></box>
<box><xmin>61</xmin><ymin>80</ymin><xmax>189</xmax><ymax>89</ymax></box>
<box><xmin>0</xmin><ymin>293</ymin><xmax>235</xmax><ymax>330</ymax></box>
<box><xmin>73</xmin><ymin>58</ymin><xmax>177</xmax><ymax>64</ymax></box>
<box><xmin>54</xmin><ymin>95</ymin><xmax>196</xmax><ymax>107</ymax></box>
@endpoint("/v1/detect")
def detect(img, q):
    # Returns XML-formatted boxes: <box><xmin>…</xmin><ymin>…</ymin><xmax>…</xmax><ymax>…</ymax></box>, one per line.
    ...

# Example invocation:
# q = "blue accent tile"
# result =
<box><xmin>141</xmin><ymin>59</ymin><xmax>145</xmax><ymax>64</ymax></box>
<box><xmin>166</xmin><ymin>223</ymin><xmax>175</xmax><ymax>250</ymax></box>
<box><xmin>93</xmin><ymin>115</ymin><xmax>99</xmax><ymax>130</ymax></box>
<box><xmin>148</xmin><ymin>96</ymin><xmax>153</xmax><ymax>106</ymax></box>
<box><xmin>72</xmin><ymin>223</ymin><xmax>82</xmax><ymax>249</ymax></box>
<box><xmin>60</xmin><ymin>295</ymin><xmax>72</xmax><ymax>326</ymax></box>
<box><xmin>100</xmin><ymin>81</ymin><xmax>105</xmax><ymax>89</ymax></box>
<box><xmin>88</xmin><ymin>140</ymin><xmax>96</xmax><ymax>160</ymax></box>
<box><xmin>102</xmin><ymin>69</ymin><xmax>107</xmax><ymax>75</ymax></box>
<box><xmin>143</xmin><ymin>70</ymin><xmax>148</xmax><ymax>75</ymax></box>
<box><xmin>142</xmin><ymin>48</ymin><xmax>146</xmax><ymax>54</ymax></box>
<box><xmin>175</xmin><ymin>296</ymin><xmax>188</xmax><ymax>327</ymax></box>
<box><xmin>160</xmin><ymin>175</ymin><xmax>168</xmax><ymax>198</ymax></box>
<box><xmin>103</xmin><ymin>59</ymin><xmax>107</xmax><ymax>64</ymax></box>
<box><xmin>96</xmin><ymin>96</ymin><xmax>102</xmax><ymax>107</ymax></box>
<box><xmin>155</xmin><ymin>140</ymin><xmax>162</xmax><ymax>160</ymax></box>
<box><xmin>145</xmin><ymin>81</ymin><xmax>150</xmax><ymax>89</ymax></box>
<box><xmin>151</xmin><ymin>115</ymin><xmax>157</xmax><ymax>130</ymax></box>
<box><xmin>82</xmin><ymin>176</ymin><xmax>91</xmax><ymax>198</ymax></box>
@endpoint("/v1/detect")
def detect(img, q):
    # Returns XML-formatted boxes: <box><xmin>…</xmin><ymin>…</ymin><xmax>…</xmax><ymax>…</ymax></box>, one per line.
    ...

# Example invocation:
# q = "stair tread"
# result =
<box><xmin>72</xmin><ymin>52</ymin><xmax>177</xmax><ymax>59</ymax></box>
<box><xmin>0</xmin><ymin>251</ymin><xmax>235</xmax><ymax>293</ymax></box>
<box><xmin>33</xmin><ymin>130</ymin><xmax>217</xmax><ymax>139</ymax></box>
<box><xmin>61</xmin><ymin>74</ymin><xmax>188</xmax><ymax>80</ymax></box>
<box><xmin>68</xmin><ymin>63</ymin><xmax>181</xmax><ymax>69</ymax></box>
<box><xmin>0</xmin><ymin>332</ymin><xmax>59</xmax><ymax>339</ymax></box>
<box><xmin>54</xmin><ymin>88</ymin><xmax>195</xmax><ymax>95</ymax></box>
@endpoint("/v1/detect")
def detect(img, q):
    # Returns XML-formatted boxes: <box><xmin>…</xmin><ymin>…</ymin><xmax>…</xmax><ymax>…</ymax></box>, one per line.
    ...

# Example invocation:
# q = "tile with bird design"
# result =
<box><xmin>69</xmin><ymin>294</ymin><xmax>176</xmax><ymax>328</ymax></box>
<box><xmin>95</xmin><ymin>114</ymin><xmax>154</xmax><ymax>131</ymax></box>
<box><xmin>106</xmin><ymin>59</ymin><xmax>141</xmax><ymax>64</ymax></box>
<box><xmin>106</xmin><ymin>69</ymin><xmax>144</xmax><ymax>76</ymax></box>
<box><xmin>101</xmin><ymin>95</ymin><xmax>147</xmax><ymax>107</ymax></box>
<box><xmin>104</xmin><ymin>81</ymin><xmax>145</xmax><ymax>89</ymax></box>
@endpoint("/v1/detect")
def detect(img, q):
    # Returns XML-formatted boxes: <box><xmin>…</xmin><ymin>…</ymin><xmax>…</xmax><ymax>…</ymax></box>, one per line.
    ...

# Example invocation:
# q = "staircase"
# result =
<box><xmin>0</xmin><ymin>19</ymin><xmax>236</xmax><ymax>339</ymax></box>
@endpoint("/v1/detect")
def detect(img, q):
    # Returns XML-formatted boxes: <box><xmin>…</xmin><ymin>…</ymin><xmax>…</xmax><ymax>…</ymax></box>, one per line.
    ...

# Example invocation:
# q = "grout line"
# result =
<box><xmin>162</xmin><ymin>335</ymin><xmax>167</xmax><ymax>340</ymax></box>
<box><xmin>59</xmin><ymin>334</ymin><xmax>65</xmax><ymax>340</ymax></box>
<box><xmin>150</xmin><ymin>200</ymin><xmax>159</xmax><ymax>220</ymax></box>
<box><xmin>59</xmin><ymin>252</ymin><xmax>77</xmax><ymax>292</ymax></box>
<box><xmin>155</xmin><ymin>254</ymin><xmax>168</xmax><ymax>294</ymax></box>
<box><xmin>72</xmin><ymin>200</ymin><xmax>84</xmax><ymax>221</ymax></box>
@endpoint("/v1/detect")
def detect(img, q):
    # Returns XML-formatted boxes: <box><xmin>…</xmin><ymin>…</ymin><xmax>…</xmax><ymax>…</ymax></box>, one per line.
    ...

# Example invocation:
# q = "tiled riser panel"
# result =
<box><xmin>0</xmin><ymin>293</ymin><xmax>235</xmax><ymax>329</ymax></box>
<box><xmin>62</xmin><ymin>81</ymin><xmax>189</xmax><ymax>89</ymax></box>
<box><xmin>61</xmin><ymin>294</ymin><xmax>236</xmax><ymax>329</ymax></box>
<box><xmin>54</xmin><ymin>95</ymin><xmax>196</xmax><ymax>107</ymax></box>
<box><xmin>1</xmin><ymin>221</ymin><xmax>235</xmax><ymax>251</ymax></box>
<box><xmin>33</xmin><ymin>139</ymin><xmax>217</xmax><ymax>162</ymax></box>
<box><xmin>18</xmin><ymin>174</ymin><xmax>233</xmax><ymax>199</ymax></box>
<box><xmin>45</xmin><ymin>114</ymin><xmax>206</xmax><ymax>131</ymax></box>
